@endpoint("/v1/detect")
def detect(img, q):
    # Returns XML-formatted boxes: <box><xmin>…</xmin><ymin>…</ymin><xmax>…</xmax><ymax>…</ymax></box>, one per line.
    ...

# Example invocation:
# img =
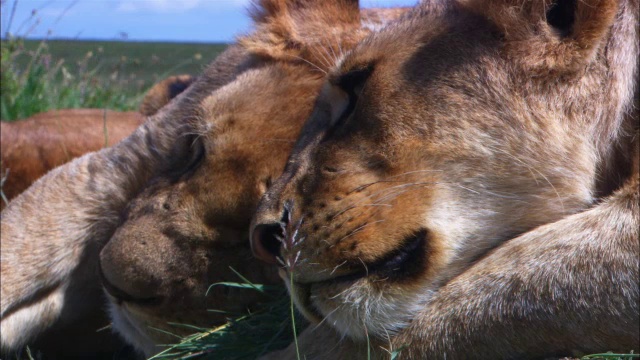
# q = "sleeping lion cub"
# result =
<box><xmin>0</xmin><ymin>0</ymin><xmax>405</xmax><ymax>358</ymax></box>
<box><xmin>252</xmin><ymin>0</ymin><xmax>639</xmax><ymax>358</ymax></box>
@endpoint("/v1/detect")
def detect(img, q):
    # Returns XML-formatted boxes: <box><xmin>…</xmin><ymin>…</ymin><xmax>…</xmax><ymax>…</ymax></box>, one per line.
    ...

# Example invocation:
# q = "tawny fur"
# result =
<box><xmin>0</xmin><ymin>1</ymin><xmax>406</xmax><ymax>358</ymax></box>
<box><xmin>99</xmin><ymin>1</ymin><xmax>407</xmax><ymax>356</ymax></box>
<box><xmin>0</xmin><ymin>47</ymin><xmax>243</xmax><ymax>358</ymax></box>
<box><xmin>252</xmin><ymin>0</ymin><xmax>639</xmax><ymax>358</ymax></box>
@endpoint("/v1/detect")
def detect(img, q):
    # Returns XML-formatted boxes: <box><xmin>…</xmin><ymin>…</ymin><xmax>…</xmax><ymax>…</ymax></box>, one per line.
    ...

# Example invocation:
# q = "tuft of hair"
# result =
<box><xmin>239</xmin><ymin>0</ymin><xmax>366</xmax><ymax>72</ymax></box>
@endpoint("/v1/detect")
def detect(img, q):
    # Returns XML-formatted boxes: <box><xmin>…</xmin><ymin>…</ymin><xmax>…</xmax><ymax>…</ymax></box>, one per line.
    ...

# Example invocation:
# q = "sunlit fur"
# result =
<box><xmin>100</xmin><ymin>2</ymin><xmax>409</xmax><ymax>357</ymax></box>
<box><xmin>0</xmin><ymin>1</ymin><xmax>408</xmax><ymax>358</ymax></box>
<box><xmin>253</xmin><ymin>0</ymin><xmax>638</xmax><ymax>357</ymax></box>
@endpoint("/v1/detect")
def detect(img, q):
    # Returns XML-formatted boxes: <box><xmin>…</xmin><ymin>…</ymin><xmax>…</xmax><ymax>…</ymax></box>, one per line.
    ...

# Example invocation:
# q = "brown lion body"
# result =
<box><xmin>252</xmin><ymin>0</ymin><xmax>639</xmax><ymax>358</ymax></box>
<box><xmin>0</xmin><ymin>1</ymin><xmax>406</xmax><ymax>358</ymax></box>
<box><xmin>1</xmin><ymin>110</ymin><xmax>144</xmax><ymax>205</ymax></box>
<box><xmin>0</xmin><ymin>75</ymin><xmax>194</xmax><ymax>209</ymax></box>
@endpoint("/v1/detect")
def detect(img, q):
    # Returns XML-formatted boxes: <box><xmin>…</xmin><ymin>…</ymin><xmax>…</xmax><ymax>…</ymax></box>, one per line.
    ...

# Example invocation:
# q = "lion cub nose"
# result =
<box><xmin>99</xmin><ymin>223</ymin><xmax>164</xmax><ymax>303</ymax></box>
<box><xmin>251</xmin><ymin>222</ymin><xmax>284</xmax><ymax>264</ymax></box>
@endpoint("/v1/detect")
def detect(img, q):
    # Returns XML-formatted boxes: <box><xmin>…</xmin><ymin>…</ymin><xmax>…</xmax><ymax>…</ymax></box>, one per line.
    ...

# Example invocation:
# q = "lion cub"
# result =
<box><xmin>99</xmin><ymin>2</ymin><xmax>405</xmax><ymax>357</ymax></box>
<box><xmin>252</xmin><ymin>0</ymin><xmax>638</xmax><ymax>358</ymax></box>
<box><xmin>1</xmin><ymin>0</ymin><xmax>406</xmax><ymax>358</ymax></box>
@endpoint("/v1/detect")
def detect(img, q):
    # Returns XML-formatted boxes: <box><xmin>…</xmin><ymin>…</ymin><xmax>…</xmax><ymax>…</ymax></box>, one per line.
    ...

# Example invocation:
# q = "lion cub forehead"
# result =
<box><xmin>199</xmin><ymin>68</ymin><xmax>273</xmax><ymax>122</ymax></box>
<box><xmin>335</xmin><ymin>6</ymin><xmax>452</xmax><ymax>78</ymax></box>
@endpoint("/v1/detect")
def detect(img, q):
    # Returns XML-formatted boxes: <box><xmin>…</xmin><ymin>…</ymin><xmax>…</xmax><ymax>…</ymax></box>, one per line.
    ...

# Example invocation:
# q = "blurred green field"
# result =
<box><xmin>1</xmin><ymin>38</ymin><xmax>227</xmax><ymax>121</ymax></box>
<box><xmin>16</xmin><ymin>39</ymin><xmax>227</xmax><ymax>85</ymax></box>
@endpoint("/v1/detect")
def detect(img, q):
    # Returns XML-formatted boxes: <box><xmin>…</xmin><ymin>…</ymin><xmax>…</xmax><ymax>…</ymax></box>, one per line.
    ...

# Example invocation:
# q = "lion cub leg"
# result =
<box><xmin>0</xmin><ymin>44</ymin><xmax>251</xmax><ymax>356</ymax></box>
<box><xmin>0</xmin><ymin>103</ymin><xmax>194</xmax><ymax>354</ymax></box>
<box><xmin>388</xmin><ymin>149</ymin><xmax>639</xmax><ymax>359</ymax></box>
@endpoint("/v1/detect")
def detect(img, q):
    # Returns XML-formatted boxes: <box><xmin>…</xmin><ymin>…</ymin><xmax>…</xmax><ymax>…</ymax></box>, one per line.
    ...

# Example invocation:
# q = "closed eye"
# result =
<box><xmin>333</xmin><ymin>64</ymin><xmax>374</xmax><ymax>126</ymax></box>
<box><xmin>184</xmin><ymin>137</ymin><xmax>205</xmax><ymax>174</ymax></box>
<box><xmin>170</xmin><ymin>134</ymin><xmax>205</xmax><ymax>177</ymax></box>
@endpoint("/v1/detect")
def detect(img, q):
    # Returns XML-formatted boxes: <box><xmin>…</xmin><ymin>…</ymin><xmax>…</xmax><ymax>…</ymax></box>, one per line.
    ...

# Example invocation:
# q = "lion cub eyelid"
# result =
<box><xmin>326</xmin><ymin>65</ymin><xmax>374</xmax><ymax>127</ymax></box>
<box><xmin>178</xmin><ymin>135</ymin><xmax>206</xmax><ymax>175</ymax></box>
<box><xmin>320</xmin><ymin>84</ymin><xmax>350</xmax><ymax>127</ymax></box>
<box><xmin>335</xmin><ymin>64</ymin><xmax>374</xmax><ymax>94</ymax></box>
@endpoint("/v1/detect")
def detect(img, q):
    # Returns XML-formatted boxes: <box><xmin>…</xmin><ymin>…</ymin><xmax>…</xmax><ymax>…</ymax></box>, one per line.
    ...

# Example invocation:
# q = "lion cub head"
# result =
<box><xmin>97</xmin><ymin>0</ymin><xmax>404</xmax><ymax>356</ymax></box>
<box><xmin>252</xmin><ymin>0</ymin><xmax>637</xmax><ymax>341</ymax></box>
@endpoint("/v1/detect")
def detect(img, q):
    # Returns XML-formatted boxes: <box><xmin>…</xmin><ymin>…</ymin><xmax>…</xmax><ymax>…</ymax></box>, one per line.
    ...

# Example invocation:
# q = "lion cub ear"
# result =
<box><xmin>239</xmin><ymin>0</ymin><xmax>361</xmax><ymax>67</ymax></box>
<box><xmin>139</xmin><ymin>74</ymin><xmax>196</xmax><ymax>116</ymax></box>
<box><xmin>463</xmin><ymin>0</ymin><xmax>619</xmax><ymax>73</ymax></box>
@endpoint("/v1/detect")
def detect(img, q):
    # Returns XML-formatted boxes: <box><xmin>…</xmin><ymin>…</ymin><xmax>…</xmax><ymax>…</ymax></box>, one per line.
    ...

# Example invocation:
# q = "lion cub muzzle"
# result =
<box><xmin>252</xmin><ymin>208</ymin><xmax>429</xmax><ymax>283</ymax></box>
<box><xmin>99</xmin><ymin>224</ymin><xmax>166</xmax><ymax>306</ymax></box>
<box><xmin>251</xmin><ymin>183</ymin><xmax>435</xmax><ymax>340</ymax></box>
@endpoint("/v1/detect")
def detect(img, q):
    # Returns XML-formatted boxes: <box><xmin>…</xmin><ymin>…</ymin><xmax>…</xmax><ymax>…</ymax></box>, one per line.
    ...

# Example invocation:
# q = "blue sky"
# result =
<box><xmin>1</xmin><ymin>0</ymin><xmax>418</xmax><ymax>43</ymax></box>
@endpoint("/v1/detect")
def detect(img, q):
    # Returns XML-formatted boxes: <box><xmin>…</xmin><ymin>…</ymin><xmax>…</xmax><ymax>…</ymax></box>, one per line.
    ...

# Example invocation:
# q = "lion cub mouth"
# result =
<box><xmin>99</xmin><ymin>268</ymin><xmax>163</xmax><ymax>306</ymax></box>
<box><xmin>341</xmin><ymin>228</ymin><xmax>428</xmax><ymax>282</ymax></box>
<box><xmin>285</xmin><ymin>229</ymin><xmax>428</xmax><ymax>323</ymax></box>
<box><xmin>280</xmin><ymin>269</ymin><xmax>324</xmax><ymax>323</ymax></box>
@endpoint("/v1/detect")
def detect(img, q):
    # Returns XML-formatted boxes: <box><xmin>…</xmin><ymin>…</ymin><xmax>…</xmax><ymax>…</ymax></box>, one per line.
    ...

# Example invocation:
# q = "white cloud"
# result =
<box><xmin>116</xmin><ymin>0</ymin><xmax>251</xmax><ymax>14</ymax></box>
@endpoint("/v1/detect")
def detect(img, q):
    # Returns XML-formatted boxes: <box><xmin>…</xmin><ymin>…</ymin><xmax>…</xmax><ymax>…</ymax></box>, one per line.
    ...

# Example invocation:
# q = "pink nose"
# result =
<box><xmin>251</xmin><ymin>223</ymin><xmax>284</xmax><ymax>264</ymax></box>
